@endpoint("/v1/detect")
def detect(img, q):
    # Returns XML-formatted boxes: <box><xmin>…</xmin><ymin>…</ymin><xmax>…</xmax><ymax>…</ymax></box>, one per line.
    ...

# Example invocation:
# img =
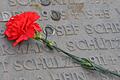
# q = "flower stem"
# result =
<box><xmin>40</xmin><ymin>38</ymin><xmax>120</xmax><ymax>78</ymax></box>
<box><xmin>94</xmin><ymin>64</ymin><xmax>120</xmax><ymax>77</ymax></box>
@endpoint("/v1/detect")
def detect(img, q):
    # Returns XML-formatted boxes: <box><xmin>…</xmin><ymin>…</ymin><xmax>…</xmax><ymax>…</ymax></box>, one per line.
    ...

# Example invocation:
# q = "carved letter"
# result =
<box><xmin>1</xmin><ymin>11</ymin><xmax>12</xmax><ymax>21</ymax></box>
<box><xmin>14</xmin><ymin>61</ymin><xmax>23</xmax><ymax>71</ymax></box>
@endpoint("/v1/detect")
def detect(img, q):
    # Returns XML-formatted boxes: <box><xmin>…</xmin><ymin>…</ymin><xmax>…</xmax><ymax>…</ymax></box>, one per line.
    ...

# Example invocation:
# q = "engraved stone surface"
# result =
<box><xmin>0</xmin><ymin>0</ymin><xmax>120</xmax><ymax>80</ymax></box>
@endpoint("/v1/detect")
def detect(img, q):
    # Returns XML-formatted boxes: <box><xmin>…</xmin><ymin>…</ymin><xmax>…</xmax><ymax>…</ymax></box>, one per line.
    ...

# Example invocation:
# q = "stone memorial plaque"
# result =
<box><xmin>0</xmin><ymin>0</ymin><xmax>120</xmax><ymax>80</ymax></box>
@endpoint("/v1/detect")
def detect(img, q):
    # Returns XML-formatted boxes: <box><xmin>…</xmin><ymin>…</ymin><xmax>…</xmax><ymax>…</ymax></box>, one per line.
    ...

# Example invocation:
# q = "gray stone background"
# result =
<box><xmin>0</xmin><ymin>0</ymin><xmax>120</xmax><ymax>80</ymax></box>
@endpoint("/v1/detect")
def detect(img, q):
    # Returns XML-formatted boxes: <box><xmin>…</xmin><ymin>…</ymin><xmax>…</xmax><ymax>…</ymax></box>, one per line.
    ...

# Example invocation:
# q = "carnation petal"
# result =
<box><xmin>26</xmin><ymin>27</ymin><xmax>35</xmax><ymax>38</ymax></box>
<box><xmin>33</xmin><ymin>23</ymin><xmax>42</xmax><ymax>32</ymax></box>
<box><xmin>13</xmin><ymin>35</ymin><xmax>28</xmax><ymax>46</ymax></box>
<box><xmin>8</xmin><ymin>36</ymin><xmax>18</xmax><ymax>40</ymax></box>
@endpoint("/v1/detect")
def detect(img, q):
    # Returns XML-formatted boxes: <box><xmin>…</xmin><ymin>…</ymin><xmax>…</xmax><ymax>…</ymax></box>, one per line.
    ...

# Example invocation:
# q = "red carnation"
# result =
<box><xmin>4</xmin><ymin>12</ymin><xmax>42</xmax><ymax>46</ymax></box>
